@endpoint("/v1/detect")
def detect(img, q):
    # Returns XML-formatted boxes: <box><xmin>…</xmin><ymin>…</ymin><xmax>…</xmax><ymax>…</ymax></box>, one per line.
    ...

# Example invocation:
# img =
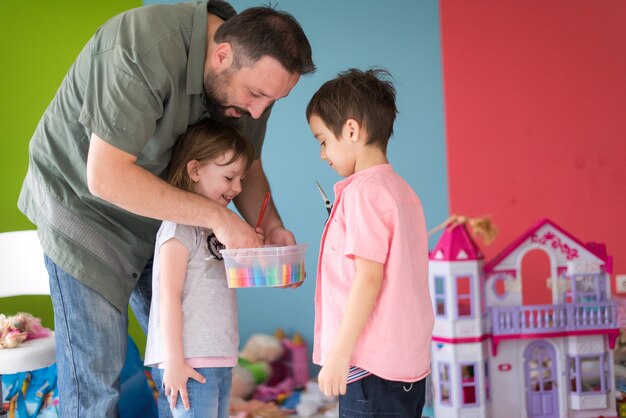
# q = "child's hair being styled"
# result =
<box><xmin>305</xmin><ymin>68</ymin><xmax>398</xmax><ymax>151</ymax></box>
<box><xmin>167</xmin><ymin>119</ymin><xmax>255</xmax><ymax>192</ymax></box>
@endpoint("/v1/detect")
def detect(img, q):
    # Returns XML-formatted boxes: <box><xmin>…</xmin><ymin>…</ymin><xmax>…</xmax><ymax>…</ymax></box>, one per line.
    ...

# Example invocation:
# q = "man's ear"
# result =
<box><xmin>210</xmin><ymin>42</ymin><xmax>233</xmax><ymax>71</ymax></box>
<box><xmin>187</xmin><ymin>160</ymin><xmax>201</xmax><ymax>182</ymax></box>
<box><xmin>344</xmin><ymin>118</ymin><xmax>362</xmax><ymax>143</ymax></box>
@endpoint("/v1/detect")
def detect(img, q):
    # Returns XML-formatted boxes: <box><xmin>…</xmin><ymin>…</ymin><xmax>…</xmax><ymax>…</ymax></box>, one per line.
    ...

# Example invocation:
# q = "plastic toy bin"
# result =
<box><xmin>220</xmin><ymin>244</ymin><xmax>307</xmax><ymax>288</ymax></box>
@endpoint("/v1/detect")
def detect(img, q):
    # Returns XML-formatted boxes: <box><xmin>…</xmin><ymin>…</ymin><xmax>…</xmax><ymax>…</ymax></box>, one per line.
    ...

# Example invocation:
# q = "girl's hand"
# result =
<box><xmin>318</xmin><ymin>353</ymin><xmax>350</xmax><ymax>397</ymax></box>
<box><xmin>254</xmin><ymin>226</ymin><xmax>265</xmax><ymax>245</ymax></box>
<box><xmin>163</xmin><ymin>363</ymin><xmax>206</xmax><ymax>411</ymax></box>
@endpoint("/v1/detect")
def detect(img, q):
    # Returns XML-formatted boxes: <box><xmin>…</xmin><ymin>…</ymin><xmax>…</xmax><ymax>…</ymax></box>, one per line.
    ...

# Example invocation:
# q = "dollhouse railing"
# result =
<box><xmin>491</xmin><ymin>300</ymin><xmax>618</xmax><ymax>335</ymax></box>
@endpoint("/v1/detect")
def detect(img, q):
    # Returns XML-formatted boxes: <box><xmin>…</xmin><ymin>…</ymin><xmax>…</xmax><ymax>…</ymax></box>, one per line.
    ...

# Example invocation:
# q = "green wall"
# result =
<box><xmin>0</xmin><ymin>0</ymin><xmax>145</xmax><ymax>348</ymax></box>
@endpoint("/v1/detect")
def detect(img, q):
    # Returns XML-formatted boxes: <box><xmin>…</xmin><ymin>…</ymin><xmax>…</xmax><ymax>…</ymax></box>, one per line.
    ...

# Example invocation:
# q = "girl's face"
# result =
<box><xmin>189</xmin><ymin>150</ymin><xmax>247</xmax><ymax>206</ymax></box>
<box><xmin>308</xmin><ymin>114</ymin><xmax>357</xmax><ymax>177</ymax></box>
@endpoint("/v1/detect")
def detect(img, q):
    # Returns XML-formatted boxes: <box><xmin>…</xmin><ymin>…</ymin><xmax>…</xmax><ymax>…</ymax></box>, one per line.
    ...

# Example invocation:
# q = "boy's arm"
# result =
<box><xmin>159</xmin><ymin>238</ymin><xmax>206</xmax><ymax>410</ymax></box>
<box><xmin>318</xmin><ymin>256</ymin><xmax>384</xmax><ymax>397</ymax></box>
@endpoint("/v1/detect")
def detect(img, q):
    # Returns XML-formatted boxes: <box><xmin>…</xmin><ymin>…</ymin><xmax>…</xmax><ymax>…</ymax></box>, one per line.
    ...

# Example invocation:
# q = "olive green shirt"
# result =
<box><xmin>18</xmin><ymin>1</ymin><xmax>271</xmax><ymax>311</ymax></box>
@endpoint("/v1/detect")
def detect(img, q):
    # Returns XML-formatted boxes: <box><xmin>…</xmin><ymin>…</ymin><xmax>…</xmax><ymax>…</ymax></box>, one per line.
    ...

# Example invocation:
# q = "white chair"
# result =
<box><xmin>0</xmin><ymin>230</ymin><xmax>55</xmax><ymax>416</ymax></box>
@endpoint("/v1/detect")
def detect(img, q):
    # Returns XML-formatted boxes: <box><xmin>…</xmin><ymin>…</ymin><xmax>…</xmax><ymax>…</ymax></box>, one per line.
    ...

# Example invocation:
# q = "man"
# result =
<box><xmin>17</xmin><ymin>1</ymin><xmax>314</xmax><ymax>416</ymax></box>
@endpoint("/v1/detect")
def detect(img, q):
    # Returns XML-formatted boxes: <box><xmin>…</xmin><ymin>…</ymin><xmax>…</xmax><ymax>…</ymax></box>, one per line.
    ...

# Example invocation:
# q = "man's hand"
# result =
<box><xmin>265</xmin><ymin>226</ymin><xmax>296</xmax><ymax>246</ymax></box>
<box><xmin>213</xmin><ymin>209</ymin><xmax>263</xmax><ymax>249</ymax></box>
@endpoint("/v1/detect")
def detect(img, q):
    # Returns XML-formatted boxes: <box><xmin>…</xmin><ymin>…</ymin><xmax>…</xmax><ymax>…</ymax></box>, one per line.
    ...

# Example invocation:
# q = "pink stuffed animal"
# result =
<box><xmin>0</xmin><ymin>312</ymin><xmax>50</xmax><ymax>349</ymax></box>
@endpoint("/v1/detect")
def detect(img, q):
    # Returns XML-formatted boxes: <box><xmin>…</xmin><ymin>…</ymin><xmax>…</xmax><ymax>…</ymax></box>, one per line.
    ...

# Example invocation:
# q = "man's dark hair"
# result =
<box><xmin>214</xmin><ymin>6</ymin><xmax>315</xmax><ymax>75</ymax></box>
<box><xmin>306</xmin><ymin>68</ymin><xmax>398</xmax><ymax>151</ymax></box>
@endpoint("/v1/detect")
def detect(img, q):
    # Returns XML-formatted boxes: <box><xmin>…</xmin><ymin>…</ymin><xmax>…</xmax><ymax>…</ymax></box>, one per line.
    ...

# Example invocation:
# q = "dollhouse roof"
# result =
<box><xmin>484</xmin><ymin>218</ymin><xmax>612</xmax><ymax>274</ymax></box>
<box><xmin>429</xmin><ymin>223</ymin><xmax>483</xmax><ymax>261</ymax></box>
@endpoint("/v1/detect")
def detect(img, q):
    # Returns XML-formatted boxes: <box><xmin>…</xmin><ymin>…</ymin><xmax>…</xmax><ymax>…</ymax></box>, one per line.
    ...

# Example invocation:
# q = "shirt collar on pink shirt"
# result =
<box><xmin>333</xmin><ymin>163</ymin><xmax>393</xmax><ymax>196</ymax></box>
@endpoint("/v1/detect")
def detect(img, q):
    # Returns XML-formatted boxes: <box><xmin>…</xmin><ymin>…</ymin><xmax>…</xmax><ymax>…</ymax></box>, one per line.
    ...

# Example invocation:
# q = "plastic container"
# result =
<box><xmin>220</xmin><ymin>244</ymin><xmax>307</xmax><ymax>288</ymax></box>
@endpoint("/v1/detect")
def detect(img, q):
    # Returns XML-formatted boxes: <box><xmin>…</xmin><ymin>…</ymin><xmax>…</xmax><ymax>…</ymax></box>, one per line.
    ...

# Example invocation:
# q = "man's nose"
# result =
<box><xmin>248</xmin><ymin>98</ymin><xmax>273</xmax><ymax>119</ymax></box>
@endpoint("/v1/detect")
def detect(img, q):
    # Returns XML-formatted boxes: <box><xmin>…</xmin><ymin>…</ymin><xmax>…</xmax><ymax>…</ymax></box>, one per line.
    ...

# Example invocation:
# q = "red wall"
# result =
<box><xmin>440</xmin><ymin>1</ymin><xmax>626</xmax><ymax>292</ymax></box>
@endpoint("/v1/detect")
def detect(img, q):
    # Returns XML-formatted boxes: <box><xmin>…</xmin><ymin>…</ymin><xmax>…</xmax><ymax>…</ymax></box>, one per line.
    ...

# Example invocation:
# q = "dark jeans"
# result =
<box><xmin>339</xmin><ymin>374</ymin><xmax>426</xmax><ymax>417</ymax></box>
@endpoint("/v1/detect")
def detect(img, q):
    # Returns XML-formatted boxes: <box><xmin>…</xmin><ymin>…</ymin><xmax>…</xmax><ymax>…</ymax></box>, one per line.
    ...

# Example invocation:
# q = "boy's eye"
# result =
<box><xmin>249</xmin><ymin>90</ymin><xmax>261</xmax><ymax>98</ymax></box>
<box><xmin>225</xmin><ymin>176</ymin><xmax>233</xmax><ymax>181</ymax></box>
<box><xmin>320</xmin><ymin>141</ymin><xmax>325</xmax><ymax>148</ymax></box>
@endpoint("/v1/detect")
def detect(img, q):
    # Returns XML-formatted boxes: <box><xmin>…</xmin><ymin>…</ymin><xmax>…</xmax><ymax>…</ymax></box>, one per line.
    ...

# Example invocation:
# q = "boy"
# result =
<box><xmin>306</xmin><ymin>69</ymin><xmax>434</xmax><ymax>416</ymax></box>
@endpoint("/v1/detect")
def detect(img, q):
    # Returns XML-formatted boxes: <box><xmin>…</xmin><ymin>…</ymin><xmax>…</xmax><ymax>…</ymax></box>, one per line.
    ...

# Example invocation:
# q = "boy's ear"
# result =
<box><xmin>187</xmin><ymin>160</ymin><xmax>201</xmax><ymax>182</ymax></box>
<box><xmin>210</xmin><ymin>42</ymin><xmax>233</xmax><ymax>71</ymax></box>
<box><xmin>344</xmin><ymin>118</ymin><xmax>362</xmax><ymax>143</ymax></box>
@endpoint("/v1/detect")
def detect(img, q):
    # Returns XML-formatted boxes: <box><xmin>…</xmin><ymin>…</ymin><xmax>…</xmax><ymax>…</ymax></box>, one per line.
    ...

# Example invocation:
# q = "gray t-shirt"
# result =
<box><xmin>144</xmin><ymin>221</ymin><xmax>238</xmax><ymax>367</ymax></box>
<box><xmin>18</xmin><ymin>1</ymin><xmax>271</xmax><ymax>311</ymax></box>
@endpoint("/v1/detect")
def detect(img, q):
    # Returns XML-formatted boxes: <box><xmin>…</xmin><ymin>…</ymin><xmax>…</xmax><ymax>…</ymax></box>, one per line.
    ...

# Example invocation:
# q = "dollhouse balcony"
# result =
<box><xmin>489</xmin><ymin>301</ymin><xmax>620</xmax><ymax>355</ymax></box>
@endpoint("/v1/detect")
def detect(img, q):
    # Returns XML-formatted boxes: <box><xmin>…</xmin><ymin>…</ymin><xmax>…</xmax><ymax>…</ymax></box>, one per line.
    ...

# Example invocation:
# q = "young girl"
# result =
<box><xmin>144</xmin><ymin>119</ymin><xmax>257</xmax><ymax>417</ymax></box>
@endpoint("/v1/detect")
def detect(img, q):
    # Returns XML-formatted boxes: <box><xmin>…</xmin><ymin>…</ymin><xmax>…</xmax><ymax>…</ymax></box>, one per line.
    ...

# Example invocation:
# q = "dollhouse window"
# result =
<box><xmin>460</xmin><ymin>363</ymin><xmax>478</xmax><ymax>406</ymax></box>
<box><xmin>434</xmin><ymin>276</ymin><xmax>446</xmax><ymax>317</ymax></box>
<box><xmin>571</xmin><ymin>273</ymin><xmax>603</xmax><ymax>303</ymax></box>
<box><xmin>492</xmin><ymin>274</ymin><xmax>508</xmax><ymax>299</ymax></box>
<box><xmin>568</xmin><ymin>354</ymin><xmax>610</xmax><ymax>394</ymax></box>
<box><xmin>439</xmin><ymin>362</ymin><xmax>452</xmax><ymax>405</ymax></box>
<box><xmin>456</xmin><ymin>275</ymin><xmax>473</xmax><ymax>317</ymax></box>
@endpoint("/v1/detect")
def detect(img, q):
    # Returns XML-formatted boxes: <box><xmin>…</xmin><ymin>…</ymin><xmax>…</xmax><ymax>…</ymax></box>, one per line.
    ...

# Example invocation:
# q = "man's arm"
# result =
<box><xmin>234</xmin><ymin>159</ymin><xmax>296</xmax><ymax>245</ymax></box>
<box><xmin>86</xmin><ymin>134</ymin><xmax>261</xmax><ymax>248</ymax></box>
<box><xmin>317</xmin><ymin>256</ymin><xmax>384</xmax><ymax>397</ymax></box>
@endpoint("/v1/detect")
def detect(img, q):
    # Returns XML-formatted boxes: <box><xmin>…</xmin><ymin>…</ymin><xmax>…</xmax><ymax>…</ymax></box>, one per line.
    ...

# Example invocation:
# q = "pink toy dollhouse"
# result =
<box><xmin>429</xmin><ymin>218</ymin><xmax>619</xmax><ymax>418</ymax></box>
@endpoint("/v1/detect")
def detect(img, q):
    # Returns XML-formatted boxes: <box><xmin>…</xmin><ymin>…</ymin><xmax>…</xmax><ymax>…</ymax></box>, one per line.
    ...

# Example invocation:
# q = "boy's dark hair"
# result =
<box><xmin>168</xmin><ymin>119</ymin><xmax>255</xmax><ymax>193</ymax></box>
<box><xmin>306</xmin><ymin>68</ymin><xmax>397</xmax><ymax>151</ymax></box>
<box><xmin>214</xmin><ymin>6</ymin><xmax>315</xmax><ymax>75</ymax></box>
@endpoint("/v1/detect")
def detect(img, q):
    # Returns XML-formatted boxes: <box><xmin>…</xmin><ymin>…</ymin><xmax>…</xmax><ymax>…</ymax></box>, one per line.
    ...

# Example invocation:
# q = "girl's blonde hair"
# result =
<box><xmin>167</xmin><ymin>119</ymin><xmax>255</xmax><ymax>192</ymax></box>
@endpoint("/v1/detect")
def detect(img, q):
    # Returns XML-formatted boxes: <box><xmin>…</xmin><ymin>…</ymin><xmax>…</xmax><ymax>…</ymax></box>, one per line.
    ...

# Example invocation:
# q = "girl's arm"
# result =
<box><xmin>159</xmin><ymin>238</ymin><xmax>206</xmax><ymax>411</ymax></box>
<box><xmin>317</xmin><ymin>256</ymin><xmax>384</xmax><ymax>397</ymax></box>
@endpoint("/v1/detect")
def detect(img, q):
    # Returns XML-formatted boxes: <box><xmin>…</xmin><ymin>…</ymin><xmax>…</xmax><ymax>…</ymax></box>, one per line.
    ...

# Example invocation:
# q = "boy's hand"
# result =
<box><xmin>318</xmin><ymin>353</ymin><xmax>350</xmax><ymax>397</ymax></box>
<box><xmin>163</xmin><ymin>362</ymin><xmax>206</xmax><ymax>411</ymax></box>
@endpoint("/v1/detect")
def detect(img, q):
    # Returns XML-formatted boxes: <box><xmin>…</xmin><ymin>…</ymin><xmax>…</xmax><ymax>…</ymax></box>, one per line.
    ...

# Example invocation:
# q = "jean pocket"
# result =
<box><xmin>385</xmin><ymin>379</ymin><xmax>415</xmax><ymax>393</ymax></box>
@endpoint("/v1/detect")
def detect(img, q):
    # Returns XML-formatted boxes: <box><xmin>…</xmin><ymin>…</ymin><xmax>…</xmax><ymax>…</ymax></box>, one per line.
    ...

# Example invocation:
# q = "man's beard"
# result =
<box><xmin>202</xmin><ymin>69</ymin><xmax>250</xmax><ymax>123</ymax></box>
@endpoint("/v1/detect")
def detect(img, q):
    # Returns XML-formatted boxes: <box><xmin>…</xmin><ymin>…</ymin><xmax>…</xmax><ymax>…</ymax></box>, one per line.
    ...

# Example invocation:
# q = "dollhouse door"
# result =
<box><xmin>524</xmin><ymin>341</ymin><xmax>558</xmax><ymax>418</ymax></box>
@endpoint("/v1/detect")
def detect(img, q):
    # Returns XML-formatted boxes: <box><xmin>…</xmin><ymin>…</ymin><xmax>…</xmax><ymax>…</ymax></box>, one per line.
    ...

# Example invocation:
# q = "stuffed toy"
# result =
<box><xmin>0</xmin><ymin>312</ymin><xmax>50</xmax><ymax>349</ymax></box>
<box><xmin>230</xmin><ymin>334</ymin><xmax>288</xmax><ymax>417</ymax></box>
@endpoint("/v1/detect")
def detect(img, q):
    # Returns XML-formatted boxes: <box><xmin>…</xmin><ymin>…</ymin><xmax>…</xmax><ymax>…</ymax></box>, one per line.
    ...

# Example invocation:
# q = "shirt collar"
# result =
<box><xmin>333</xmin><ymin>164</ymin><xmax>393</xmax><ymax>196</ymax></box>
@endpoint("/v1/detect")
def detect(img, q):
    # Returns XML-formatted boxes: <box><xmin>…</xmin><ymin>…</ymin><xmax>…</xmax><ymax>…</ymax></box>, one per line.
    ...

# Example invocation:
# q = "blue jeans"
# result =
<box><xmin>166</xmin><ymin>367</ymin><xmax>232</xmax><ymax>418</ymax></box>
<box><xmin>45</xmin><ymin>254</ymin><xmax>167</xmax><ymax>417</ymax></box>
<box><xmin>339</xmin><ymin>374</ymin><xmax>426</xmax><ymax>417</ymax></box>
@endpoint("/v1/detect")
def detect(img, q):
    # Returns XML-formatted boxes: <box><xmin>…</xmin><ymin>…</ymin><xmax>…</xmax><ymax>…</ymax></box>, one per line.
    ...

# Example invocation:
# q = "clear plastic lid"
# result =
<box><xmin>220</xmin><ymin>243</ymin><xmax>307</xmax><ymax>258</ymax></box>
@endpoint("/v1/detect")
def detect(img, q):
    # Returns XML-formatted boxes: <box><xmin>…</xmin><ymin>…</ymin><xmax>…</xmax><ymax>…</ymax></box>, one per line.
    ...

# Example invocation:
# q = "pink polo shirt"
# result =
<box><xmin>312</xmin><ymin>164</ymin><xmax>434</xmax><ymax>382</ymax></box>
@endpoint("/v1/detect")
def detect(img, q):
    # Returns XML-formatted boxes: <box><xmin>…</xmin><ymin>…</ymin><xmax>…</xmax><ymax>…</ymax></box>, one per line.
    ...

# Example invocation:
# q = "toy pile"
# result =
<box><xmin>230</xmin><ymin>329</ymin><xmax>337</xmax><ymax>418</ymax></box>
